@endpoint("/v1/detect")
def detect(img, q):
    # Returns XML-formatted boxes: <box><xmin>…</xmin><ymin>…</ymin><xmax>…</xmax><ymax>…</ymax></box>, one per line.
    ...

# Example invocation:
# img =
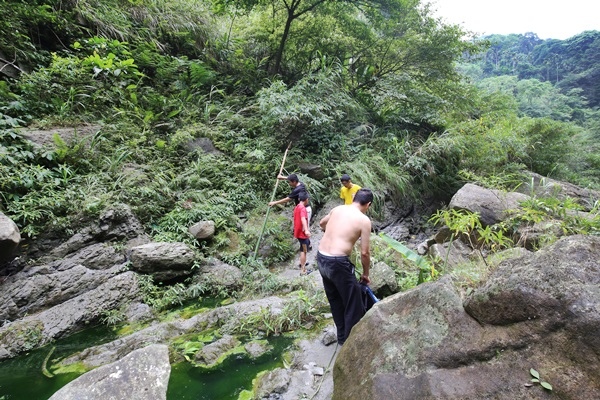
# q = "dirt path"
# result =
<box><xmin>269</xmin><ymin>214</ymin><xmax>339</xmax><ymax>399</ymax></box>
<box><xmin>274</xmin><ymin>212</ymin><xmax>325</xmax><ymax>281</ymax></box>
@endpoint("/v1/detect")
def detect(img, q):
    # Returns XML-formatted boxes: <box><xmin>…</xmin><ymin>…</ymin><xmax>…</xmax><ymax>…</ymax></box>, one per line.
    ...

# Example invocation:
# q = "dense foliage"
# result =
<box><xmin>1</xmin><ymin>0</ymin><xmax>598</xmax><ymax>269</ymax></box>
<box><xmin>462</xmin><ymin>31</ymin><xmax>600</xmax><ymax>108</ymax></box>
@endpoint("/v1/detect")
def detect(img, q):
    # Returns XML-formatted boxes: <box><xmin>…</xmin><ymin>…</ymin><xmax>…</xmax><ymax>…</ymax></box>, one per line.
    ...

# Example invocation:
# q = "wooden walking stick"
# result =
<box><xmin>252</xmin><ymin>142</ymin><xmax>292</xmax><ymax>261</ymax></box>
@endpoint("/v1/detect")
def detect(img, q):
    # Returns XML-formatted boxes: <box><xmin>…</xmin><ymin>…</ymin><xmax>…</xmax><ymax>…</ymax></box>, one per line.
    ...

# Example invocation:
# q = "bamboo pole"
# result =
<box><xmin>252</xmin><ymin>143</ymin><xmax>292</xmax><ymax>260</ymax></box>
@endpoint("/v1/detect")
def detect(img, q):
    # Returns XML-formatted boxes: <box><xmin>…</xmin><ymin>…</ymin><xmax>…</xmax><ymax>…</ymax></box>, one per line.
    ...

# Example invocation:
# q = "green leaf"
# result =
<box><xmin>378</xmin><ymin>233</ymin><xmax>432</xmax><ymax>270</ymax></box>
<box><xmin>540</xmin><ymin>382</ymin><xmax>553</xmax><ymax>391</ymax></box>
<box><xmin>530</xmin><ymin>368</ymin><xmax>540</xmax><ymax>379</ymax></box>
<box><xmin>531</xmin><ymin>378</ymin><xmax>539</xmax><ymax>383</ymax></box>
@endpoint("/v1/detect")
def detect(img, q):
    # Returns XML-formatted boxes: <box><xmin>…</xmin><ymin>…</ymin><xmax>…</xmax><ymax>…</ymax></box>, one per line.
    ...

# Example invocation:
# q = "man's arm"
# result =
<box><xmin>359</xmin><ymin>218</ymin><xmax>371</xmax><ymax>284</ymax></box>
<box><xmin>301</xmin><ymin>215</ymin><xmax>310</xmax><ymax>237</ymax></box>
<box><xmin>269</xmin><ymin>197</ymin><xmax>291</xmax><ymax>207</ymax></box>
<box><xmin>319</xmin><ymin>211</ymin><xmax>332</xmax><ymax>231</ymax></box>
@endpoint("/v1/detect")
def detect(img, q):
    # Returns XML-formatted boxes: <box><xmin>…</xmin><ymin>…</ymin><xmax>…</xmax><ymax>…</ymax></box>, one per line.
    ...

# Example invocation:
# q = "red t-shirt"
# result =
<box><xmin>293</xmin><ymin>203</ymin><xmax>309</xmax><ymax>239</ymax></box>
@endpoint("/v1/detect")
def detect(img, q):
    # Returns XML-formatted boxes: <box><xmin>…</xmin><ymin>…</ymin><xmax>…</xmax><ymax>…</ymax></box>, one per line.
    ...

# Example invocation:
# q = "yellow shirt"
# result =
<box><xmin>340</xmin><ymin>184</ymin><xmax>361</xmax><ymax>205</ymax></box>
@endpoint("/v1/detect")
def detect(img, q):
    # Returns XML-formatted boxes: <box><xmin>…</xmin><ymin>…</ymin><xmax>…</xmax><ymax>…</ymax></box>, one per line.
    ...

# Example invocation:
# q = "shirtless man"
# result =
<box><xmin>317</xmin><ymin>188</ymin><xmax>373</xmax><ymax>345</ymax></box>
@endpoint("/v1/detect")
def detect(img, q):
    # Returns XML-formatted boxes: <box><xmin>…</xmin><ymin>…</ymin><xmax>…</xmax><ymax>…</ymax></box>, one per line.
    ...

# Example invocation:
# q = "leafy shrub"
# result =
<box><xmin>523</xmin><ymin>117</ymin><xmax>578</xmax><ymax>177</ymax></box>
<box><xmin>18</xmin><ymin>37</ymin><xmax>143</xmax><ymax>121</ymax></box>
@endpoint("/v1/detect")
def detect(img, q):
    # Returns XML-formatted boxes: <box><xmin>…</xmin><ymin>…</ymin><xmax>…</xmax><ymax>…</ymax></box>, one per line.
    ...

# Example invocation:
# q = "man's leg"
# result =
<box><xmin>328</xmin><ymin>258</ymin><xmax>365</xmax><ymax>344</ymax></box>
<box><xmin>299</xmin><ymin>242</ymin><xmax>307</xmax><ymax>274</ymax></box>
<box><xmin>318</xmin><ymin>253</ymin><xmax>346</xmax><ymax>342</ymax></box>
<box><xmin>339</xmin><ymin>272</ymin><xmax>365</xmax><ymax>341</ymax></box>
<box><xmin>321</xmin><ymin>274</ymin><xmax>346</xmax><ymax>343</ymax></box>
<box><xmin>298</xmin><ymin>239</ymin><xmax>308</xmax><ymax>275</ymax></box>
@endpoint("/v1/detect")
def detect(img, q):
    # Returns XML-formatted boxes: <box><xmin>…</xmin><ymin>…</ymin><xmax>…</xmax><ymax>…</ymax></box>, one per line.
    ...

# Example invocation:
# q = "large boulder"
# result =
<box><xmin>129</xmin><ymin>242</ymin><xmax>195</xmax><ymax>281</ymax></box>
<box><xmin>517</xmin><ymin>171</ymin><xmax>600</xmax><ymax>212</ymax></box>
<box><xmin>334</xmin><ymin>235</ymin><xmax>600</xmax><ymax>399</ymax></box>
<box><xmin>369</xmin><ymin>262</ymin><xmax>398</xmax><ymax>297</ymax></box>
<box><xmin>37</xmin><ymin>204</ymin><xmax>146</xmax><ymax>263</ymax></box>
<box><xmin>194</xmin><ymin>334</ymin><xmax>241</xmax><ymax>367</ymax></box>
<box><xmin>188</xmin><ymin>221</ymin><xmax>215</xmax><ymax>240</ymax></box>
<box><xmin>0</xmin><ymin>212</ymin><xmax>20</xmax><ymax>264</ymax></box>
<box><xmin>298</xmin><ymin>162</ymin><xmax>325</xmax><ymax>180</ymax></box>
<box><xmin>449</xmin><ymin>183</ymin><xmax>529</xmax><ymax>226</ymax></box>
<box><xmin>193</xmin><ymin>259</ymin><xmax>243</xmax><ymax>290</ymax></box>
<box><xmin>428</xmin><ymin>239</ymin><xmax>473</xmax><ymax>270</ymax></box>
<box><xmin>48</xmin><ymin>344</ymin><xmax>170</xmax><ymax>400</ymax></box>
<box><xmin>183</xmin><ymin>137</ymin><xmax>221</xmax><ymax>154</ymax></box>
<box><xmin>0</xmin><ymin>272</ymin><xmax>140</xmax><ymax>359</ymax></box>
<box><xmin>0</xmin><ymin>257</ymin><xmax>127</xmax><ymax>323</ymax></box>
<box><xmin>18</xmin><ymin>125</ymin><xmax>102</xmax><ymax>150</ymax></box>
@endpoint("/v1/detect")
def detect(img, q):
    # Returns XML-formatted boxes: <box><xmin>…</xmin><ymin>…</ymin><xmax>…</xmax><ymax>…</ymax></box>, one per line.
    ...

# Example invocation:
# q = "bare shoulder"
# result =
<box><xmin>329</xmin><ymin>205</ymin><xmax>344</xmax><ymax>215</ymax></box>
<box><xmin>361</xmin><ymin>213</ymin><xmax>372</xmax><ymax>227</ymax></box>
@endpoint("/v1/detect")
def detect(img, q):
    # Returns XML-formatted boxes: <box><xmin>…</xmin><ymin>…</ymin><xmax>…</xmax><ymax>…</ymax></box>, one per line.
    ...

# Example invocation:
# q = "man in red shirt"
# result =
<box><xmin>294</xmin><ymin>192</ymin><xmax>312</xmax><ymax>275</ymax></box>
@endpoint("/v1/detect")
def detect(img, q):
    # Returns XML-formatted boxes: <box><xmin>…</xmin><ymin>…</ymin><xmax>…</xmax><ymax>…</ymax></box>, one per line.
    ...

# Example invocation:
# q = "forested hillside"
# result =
<box><xmin>1</xmin><ymin>2</ymin><xmax>600</xmax><ymax>398</ymax></box>
<box><xmin>460</xmin><ymin>31</ymin><xmax>600</xmax><ymax>123</ymax></box>
<box><xmin>1</xmin><ymin>0</ymin><xmax>599</xmax><ymax>253</ymax></box>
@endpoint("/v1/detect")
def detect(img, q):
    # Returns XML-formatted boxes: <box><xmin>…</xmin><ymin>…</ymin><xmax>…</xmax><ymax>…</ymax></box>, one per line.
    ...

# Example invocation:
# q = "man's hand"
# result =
<box><xmin>268</xmin><ymin>201</ymin><xmax>276</xmax><ymax>206</ymax></box>
<box><xmin>304</xmin><ymin>230</ymin><xmax>311</xmax><ymax>238</ymax></box>
<box><xmin>360</xmin><ymin>275</ymin><xmax>371</xmax><ymax>285</ymax></box>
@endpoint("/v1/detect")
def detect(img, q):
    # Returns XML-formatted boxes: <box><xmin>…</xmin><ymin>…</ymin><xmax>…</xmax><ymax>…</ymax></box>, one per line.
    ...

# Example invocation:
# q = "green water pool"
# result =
<box><xmin>0</xmin><ymin>326</ymin><xmax>291</xmax><ymax>400</ymax></box>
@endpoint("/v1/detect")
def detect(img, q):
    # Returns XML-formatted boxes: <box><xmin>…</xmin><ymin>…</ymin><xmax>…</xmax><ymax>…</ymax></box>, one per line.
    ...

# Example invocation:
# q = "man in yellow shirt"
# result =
<box><xmin>339</xmin><ymin>174</ymin><xmax>361</xmax><ymax>205</ymax></box>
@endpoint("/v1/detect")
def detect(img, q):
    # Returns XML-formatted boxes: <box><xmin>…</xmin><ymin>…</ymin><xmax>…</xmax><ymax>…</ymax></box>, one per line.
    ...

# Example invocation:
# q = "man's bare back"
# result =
<box><xmin>316</xmin><ymin>188</ymin><xmax>373</xmax><ymax>345</ymax></box>
<box><xmin>319</xmin><ymin>202</ymin><xmax>372</xmax><ymax>282</ymax></box>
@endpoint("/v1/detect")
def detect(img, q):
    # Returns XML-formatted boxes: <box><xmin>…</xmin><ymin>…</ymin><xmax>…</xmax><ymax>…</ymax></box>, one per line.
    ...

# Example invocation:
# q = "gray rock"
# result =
<box><xmin>303</xmin><ymin>361</ymin><xmax>324</xmax><ymax>376</ymax></box>
<box><xmin>0</xmin><ymin>212</ymin><xmax>20</xmax><ymax>263</ymax></box>
<box><xmin>129</xmin><ymin>242</ymin><xmax>195</xmax><ymax>281</ymax></box>
<box><xmin>188</xmin><ymin>221</ymin><xmax>215</xmax><ymax>240</ymax></box>
<box><xmin>298</xmin><ymin>162</ymin><xmax>325</xmax><ymax>180</ymax></box>
<box><xmin>45</xmin><ymin>204</ymin><xmax>144</xmax><ymax>262</ymax></box>
<box><xmin>194</xmin><ymin>334</ymin><xmax>240</xmax><ymax>366</ymax></box>
<box><xmin>52</xmin><ymin>242</ymin><xmax>125</xmax><ymax>270</ymax></box>
<box><xmin>334</xmin><ymin>235</ymin><xmax>600</xmax><ymax>399</ymax></box>
<box><xmin>515</xmin><ymin>219</ymin><xmax>564</xmax><ymax>250</ymax></box>
<box><xmin>245</xmin><ymin>340</ymin><xmax>272</xmax><ymax>359</ymax></box>
<box><xmin>517</xmin><ymin>171</ymin><xmax>600</xmax><ymax>211</ymax></box>
<box><xmin>183</xmin><ymin>137</ymin><xmax>221</xmax><ymax>154</ymax></box>
<box><xmin>0</xmin><ymin>272</ymin><xmax>140</xmax><ymax>359</ymax></box>
<box><xmin>320</xmin><ymin>325</ymin><xmax>337</xmax><ymax>346</ymax></box>
<box><xmin>381</xmin><ymin>224</ymin><xmax>410</xmax><ymax>242</ymax></box>
<box><xmin>464</xmin><ymin>234</ymin><xmax>600</xmax><ymax>326</ymax></box>
<box><xmin>416</xmin><ymin>241</ymin><xmax>429</xmax><ymax>255</ymax></box>
<box><xmin>48</xmin><ymin>344</ymin><xmax>170</xmax><ymax>400</ymax></box>
<box><xmin>194</xmin><ymin>259</ymin><xmax>243</xmax><ymax>289</ymax></box>
<box><xmin>486</xmin><ymin>247</ymin><xmax>530</xmax><ymax>265</ymax></box>
<box><xmin>56</xmin><ymin>296</ymin><xmax>287</xmax><ymax>369</ymax></box>
<box><xmin>124</xmin><ymin>302</ymin><xmax>154</xmax><ymax>324</ymax></box>
<box><xmin>95</xmin><ymin>205</ymin><xmax>145</xmax><ymax>242</ymax></box>
<box><xmin>0</xmin><ymin>260</ymin><xmax>127</xmax><ymax>323</ymax></box>
<box><xmin>449</xmin><ymin>183</ymin><xmax>529</xmax><ymax>226</ymax></box>
<box><xmin>433</xmin><ymin>225</ymin><xmax>452</xmax><ymax>244</ymax></box>
<box><xmin>428</xmin><ymin>240</ymin><xmax>472</xmax><ymax>270</ymax></box>
<box><xmin>255</xmin><ymin>368</ymin><xmax>291</xmax><ymax>398</ymax></box>
<box><xmin>369</xmin><ymin>262</ymin><xmax>398</xmax><ymax>297</ymax></box>
<box><xmin>18</xmin><ymin>125</ymin><xmax>102</xmax><ymax>150</ymax></box>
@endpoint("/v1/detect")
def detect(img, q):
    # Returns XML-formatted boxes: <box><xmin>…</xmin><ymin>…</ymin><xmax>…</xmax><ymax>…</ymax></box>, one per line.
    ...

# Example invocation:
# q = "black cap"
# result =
<box><xmin>340</xmin><ymin>174</ymin><xmax>351</xmax><ymax>182</ymax></box>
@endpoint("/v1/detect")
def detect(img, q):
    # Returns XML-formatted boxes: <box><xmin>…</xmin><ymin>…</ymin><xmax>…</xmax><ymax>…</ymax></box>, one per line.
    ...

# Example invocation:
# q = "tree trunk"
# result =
<box><xmin>272</xmin><ymin>10</ymin><xmax>295</xmax><ymax>75</ymax></box>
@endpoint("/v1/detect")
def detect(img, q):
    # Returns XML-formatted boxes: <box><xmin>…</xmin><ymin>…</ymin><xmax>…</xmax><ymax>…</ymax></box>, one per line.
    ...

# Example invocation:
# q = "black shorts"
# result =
<box><xmin>298</xmin><ymin>238</ymin><xmax>311</xmax><ymax>252</ymax></box>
